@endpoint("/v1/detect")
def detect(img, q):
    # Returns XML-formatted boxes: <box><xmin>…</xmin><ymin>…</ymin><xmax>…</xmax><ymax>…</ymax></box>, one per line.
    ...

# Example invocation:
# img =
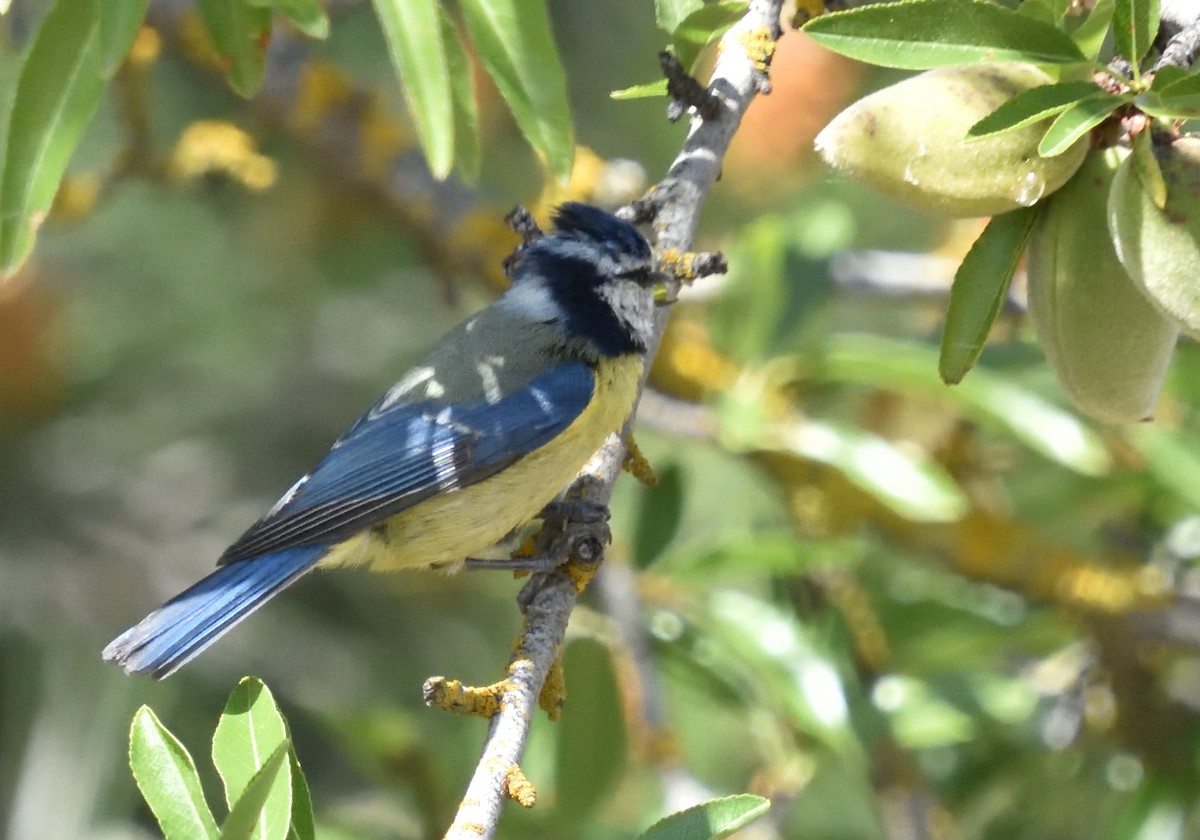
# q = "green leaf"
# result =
<box><xmin>611</xmin><ymin>80</ymin><xmax>669</xmax><ymax>100</ymax></box>
<box><xmin>939</xmin><ymin>206</ymin><xmax>1039</xmax><ymax>384</ymax></box>
<box><xmin>822</xmin><ymin>334</ymin><xmax>1113</xmax><ymax>475</ymax></box>
<box><xmin>195</xmin><ymin>0</ymin><xmax>272</xmax><ymax>97</ymax></box>
<box><xmin>219</xmin><ymin>742</ymin><xmax>291</xmax><ymax>840</ymax></box>
<box><xmin>1071</xmin><ymin>0</ymin><xmax>1115</xmax><ymax>61</ymax></box>
<box><xmin>1113</xmin><ymin>0</ymin><xmax>1160</xmax><ymax>67</ymax></box>
<box><xmin>1131</xmin><ymin>127</ymin><xmax>1167</xmax><ymax>208</ymax></box>
<box><xmin>459</xmin><ymin>0</ymin><xmax>574</xmax><ymax>181</ymax></box>
<box><xmin>801</xmin><ymin>0</ymin><xmax>1086</xmax><ymax>69</ymax></box>
<box><xmin>212</xmin><ymin>677</ymin><xmax>292</xmax><ymax>840</ymax></box>
<box><xmin>286</xmin><ymin>749</ymin><xmax>315</xmax><ymax>840</ymax></box>
<box><xmin>98</xmin><ymin>0</ymin><xmax>150</xmax><ymax>76</ymax></box>
<box><xmin>764</xmin><ymin>417</ymin><xmax>969</xmax><ymax>522</ymax></box>
<box><xmin>247</xmin><ymin>0</ymin><xmax>329</xmax><ymax>39</ymax></box>
<box><xmin>129</xmin><ymin>706</ymin><xmax>220</xmax><ymax>840</ymax></box>
<box><xmin>657</xmin><ymin>532</ymin><xmax>867</xmax><ymax>580</ymax></box>
<box><xmin>705</xmin><ymin>590</ymin><xmax>854</xmax><ymax>745</ymax></box>
<box><xmin>968</xmin><ymin>82</ymin><xmax>1101</xmax><ymax>139</ymax></box>
<box><xmin>1129</xmin><ymin>426</ymin><xmax>1200</xmax><ymax>510</ymax></box>
<box><xmin>656</xmin><ymin>0</ymin><xmax>704</xmax><ymax>33</ymax></box>
<box><xmin>672</xmin><ymin>1</ymin><xmax>747</xmax><ymax>70</ymax></box>
<box><xmin>638</xmin><ymin>795</ymin><xmax>771</xmax><ymax>840</ymax></box>
<box><xmin>1037</xmin><ymin>92</ymin><xmax>1126</xmax><ymax>156</ymax></box>
<box><xmin>1139</xmin><ymin>70</ymin><xmax>1200</xmax><ymax>119</ymax></box>
<box><xmin>0</xmin><ymin>0</ymin><xmax>105</xmax><ymax>278</ymax></box>
<box><xmin>1150</xmin><ymin>64</ymin><xmax>1190</xmax><ymax>90</ymax></box>
<box><xmin>441</xmin><ymin>10</ymin><xmax>480</xmax><ymax>183</ymax></box>
<box><xmin>371</xmin><ymin>0</ymin><xmax>454</xmax><ymax>179</ymax></box>
<box><xmin>553</xmin><ymin>639</ymin><xmax>627</xmax><ymax>822</ymax></box>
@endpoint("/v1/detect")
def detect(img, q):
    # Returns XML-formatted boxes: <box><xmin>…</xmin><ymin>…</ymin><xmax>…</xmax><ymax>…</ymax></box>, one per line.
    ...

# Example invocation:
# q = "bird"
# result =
<box><xmin>103</xmin><ymin>202</ymin><xmax>659</xmax><ymax>678</ymax></box>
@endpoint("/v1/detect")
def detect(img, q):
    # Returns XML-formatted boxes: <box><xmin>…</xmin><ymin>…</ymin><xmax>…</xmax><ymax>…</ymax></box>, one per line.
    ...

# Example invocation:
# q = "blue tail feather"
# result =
<box><xmin>102</xmin><ymin>545</ymin><xmax>326</xmax><ymax>679</ymax></box>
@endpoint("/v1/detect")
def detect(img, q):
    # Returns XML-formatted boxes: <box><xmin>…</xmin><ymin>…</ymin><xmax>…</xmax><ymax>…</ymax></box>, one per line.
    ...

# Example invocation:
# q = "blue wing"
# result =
<box><xmin>218</xmin><ymin>362</ymin><xmax>596</xmax><ymax>564</ymax></box>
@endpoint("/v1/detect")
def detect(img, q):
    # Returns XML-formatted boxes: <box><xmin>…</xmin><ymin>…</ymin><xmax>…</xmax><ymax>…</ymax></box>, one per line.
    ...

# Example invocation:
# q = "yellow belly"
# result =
<box><xmin>318</xmin><ymin>354</ymin><xmax>643</xmax><ymax>571</ymax></box>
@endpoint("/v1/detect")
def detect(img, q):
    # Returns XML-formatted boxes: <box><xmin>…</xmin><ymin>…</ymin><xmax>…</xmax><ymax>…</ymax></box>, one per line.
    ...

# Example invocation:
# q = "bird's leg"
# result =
<box><xmin>463</xmin><ymin>495</ymin><xmax>612</xmax><ymax>574</ymax></box>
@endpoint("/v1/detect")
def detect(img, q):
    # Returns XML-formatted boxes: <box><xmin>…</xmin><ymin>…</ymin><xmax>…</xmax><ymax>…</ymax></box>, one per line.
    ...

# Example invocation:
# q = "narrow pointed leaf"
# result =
<box><xmin>0</xmin><ymin>0</ymin><xmax>105</xmax><ymax>277</ymax></box>
<box><xmin>802</xmin><ymin>0</ymin><xmax>1086</xmax><ymax>69</ymax></box>
<box><xmin>247</xmin><ymin>0</ymin><xmax>329</xmax><ymax>39</ymax></box>
<box><xmin>656</xmin><ymin>0</ymin><xmax>704</xmax><ymax>33</ymax></box>
<box><xmin>371</xmin><ymin>0</ymin><xmax>454</xmax><ymax>179</ymax></box>
<box><xmin>219</xmin><ymin>742</ymin><xmax>291</xmax><ymax>840</ymax></box>
<box><xmin>1113</xmin><ymin>0</ymin><xmax>1160</xmax><ymax>66</ymax></box>
<box><xmin>823</xmin><ymin>334</ymin><xmax>1113</xmax><ymax>475</ymax></box>
<box><xmin>196</xmin><ymin>0</ymin><xmax>272</xmax><ymax>97</ymax></box>
<box><xmin>1037</xmin><ymin>93</ymin><xmax>1126</xmax><ymax>156</ymax></box>
<box><xmin>939</xmin><ymin>206</ymin><xmax>1039</xmax><ymax>384</ymax></box>
<box><xmin>460</xmin><ymin>0</ymin><xmax>574</xmax><ymax>181</ymax></box>
<box><xmin>213</xmin><ymin>678</ymin><xmax>292</xmax><ymax>840</ymax></box>
<box><xmin>98</xmin><ymin>0</ymin><xmax>151</xmax><ymax>76</ymax></box>
<box><xmin>1131</xmin><ymin>127</ymin><xmax>1167</xmax><ymax>208</ymax></box>
<box><xmin>286</xmin><ymin>749</ymin><xmax>315</xmax><ymax>840</ymax></box>
<box><xmin>1139</xmin><ymin>70</ymin><xmax>1200</xmax><ymax>119</ymax></box>
<box><xmin>638</xmin><ymin>795</ymin><xmax>770</xmax><ymax>840</ymax></box>
<box><xmin>441</xmin><ymin>10</ymin><xmax>480</xmax><ymax>182</ymax></box>
<box><xmin>1072</xmin><ymin>0</ymin><xmax>1115</xmax><ymax>60</ymax></box>
<box><xmin>968</xmin><ymin>82</ymin><xmax>1100</xmax><ymax>139</ymax></box>
<box><xmin>672</xmin><ymin>1</ymin><xmax>747</xmax><ymax>70</ymax></box>
<box><xmin>611</xmin><ymin>80</ymin><xmax>669</xmax><ymax>99</ymax></box>
<box><xmin>129</xmin><ymin>706</ymin><xmax>219</xmax><ymax>840</ymax></box>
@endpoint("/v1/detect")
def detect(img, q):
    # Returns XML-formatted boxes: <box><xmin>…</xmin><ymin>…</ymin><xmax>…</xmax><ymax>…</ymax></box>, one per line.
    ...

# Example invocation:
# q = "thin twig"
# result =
<box><xmin>440</xmin><ymin>2</ymin><xmax>785</xmax><ymax>838</ymax></box>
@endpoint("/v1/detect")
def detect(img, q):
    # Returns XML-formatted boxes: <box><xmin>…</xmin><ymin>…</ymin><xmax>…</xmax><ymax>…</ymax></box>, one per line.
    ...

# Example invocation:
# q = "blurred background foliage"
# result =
<box><xmin>4</xmin><ymin>1</ymin><xmax>1200</xmax><ymax>839</ymax></box>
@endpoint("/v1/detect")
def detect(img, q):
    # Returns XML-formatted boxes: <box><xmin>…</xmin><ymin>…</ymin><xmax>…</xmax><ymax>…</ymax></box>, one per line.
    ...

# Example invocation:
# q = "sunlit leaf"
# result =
<box><xmin>736</xmin><ymin>413</ymin><xmax>969</xmax><ymax>523</ymax></box>
<box><xmin>1037</xmin><ymin>92</ymin><xmax>1126</xmax><ymax>156</ymax></box>
<box><xmin>247</xmin><ymin>0</ymin><xmax>329</xmax><ymax>39</ymax></box>
<box><xmin>286</xmin><ymin>749</ymin><xmax>314</xmax><ymax>840</ymax></box>
<box><xmin>968</xmin><ymin>82</ymin><xmax>1100</xmax><ymax>139</ymax></box>
<box><xmin>802</xmin><ymin>0</ymin><xmax>1086</xmax><ymax>69</ymax></box>
<box><xmin>611</xmin><ymin>80</ymin><xmax>669</xmax><ymax>99</ymax></box>
<box><xmin>98</xmin><ymin>0</ymin><xmax>150</xmax><ymax>76</ymax></box>
<box><xmin>129</xmin><ymin>706</ymin><xmax>219</xmax><ymax>840</ymax></box>
<box><xmin>656</xmin><ymin>0</ymin><xmax>704</xmax><ymax>33</ymax></box>
<box><xmin>553</xmin><ymin>639</ymin><xmax>627</xmax><ymax>822</ymax></box>
<box><xmin>212</xmin><ymin>678</ymin><xmax>292</xmax><ymax>840</ymax></box>
<box><xmin>219</xmin><ymin>742</ymin><xmax>291</xmax><ymax>840</ymax></box>
<box><xmin>0</xmin><ymin>0</ymin><xmax>105</xmax><ymax>278</ymax></box>
<box><xmin>638</xmin><ymin>795</ymin><xmax>771</xmax><ymax>840</ymax></box>
<box><xmin>441</xmin><ymin>10</ymin><xmax>480</xmax><ymax>183</ymax></box>
<box><xmin>939</xmin><ymin>207</ymin><xmax>1039</xmax><ymax>384</ymax></box>
<box><xmin>672</xmin><ymin>1</ymin><xmax>746</xmax><ymax>70</ymax></box>
<box><xmin>371</xmin><ymin>0</ymin><xmax>454</xmax><ymax>179</ymax></box>
<box><xmin>1113</xmin><ymin>0</ymin><xmax>1160</xmax><ymax>67</ymax></box>
<box><xmin>822</xmin><ymin>335</ymin><xmax>1113</xmax><ymax>475</ymax></box>
<box><xmin>1071</xmin><ymin>0</ymin><xmax>1114</xmax><ymax>60</ymax></box>
<box><xmin>195</xmin><ymin>0</ymin><xmax>272</xmax><ymax>97</ymax></box>
<box><xmin>460</xmin><ymin>0</ymin><xmax>574</xmax><ymax>181</ymax></box>
<box><xmin>705</xmin><ymin>590</ymin><xmax>855</xmax><ymax>747</ymax></box>
<box><xmin>1131</xmin><ymin>128</ymin><xmax>1167</xmax><ymax>209</ymax></box>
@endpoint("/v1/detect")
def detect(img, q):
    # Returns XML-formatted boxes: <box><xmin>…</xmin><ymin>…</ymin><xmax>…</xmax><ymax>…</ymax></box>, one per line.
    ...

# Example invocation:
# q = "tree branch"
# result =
<box><xmin>439</xmin><ymin>2</ymin><xmax>785</xmax><ymax>838</ymax></box>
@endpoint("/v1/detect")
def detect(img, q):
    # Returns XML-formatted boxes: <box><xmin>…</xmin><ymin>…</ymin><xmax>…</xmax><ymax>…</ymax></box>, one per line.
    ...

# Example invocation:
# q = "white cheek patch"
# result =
<box><xmin>500</xmin><ymin>281</ymin><xmax>565</xmax><ymax>322</ymax></box>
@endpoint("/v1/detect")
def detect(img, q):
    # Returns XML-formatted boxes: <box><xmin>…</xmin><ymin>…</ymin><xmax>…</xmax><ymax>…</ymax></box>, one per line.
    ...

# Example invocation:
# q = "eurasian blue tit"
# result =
<box><xmin>103</xmin><ymin>203</ymin><xmax>658</xmax><ymax>678</ymax></box>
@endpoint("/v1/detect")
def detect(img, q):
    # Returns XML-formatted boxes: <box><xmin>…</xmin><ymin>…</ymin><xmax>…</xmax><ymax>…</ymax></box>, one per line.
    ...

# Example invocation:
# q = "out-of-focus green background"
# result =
<box><xmin>5</xmin><ymin>2</ymin><xmax>1200</xmax><ymax>838</ymax></box>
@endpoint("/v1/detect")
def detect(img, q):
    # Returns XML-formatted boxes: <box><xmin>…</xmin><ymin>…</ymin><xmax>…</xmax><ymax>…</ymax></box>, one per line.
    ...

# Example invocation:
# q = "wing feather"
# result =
<box><xmin>218</xmin><ymin>363</ymin><xmax>594</xmax><ymax>564</ymax></box>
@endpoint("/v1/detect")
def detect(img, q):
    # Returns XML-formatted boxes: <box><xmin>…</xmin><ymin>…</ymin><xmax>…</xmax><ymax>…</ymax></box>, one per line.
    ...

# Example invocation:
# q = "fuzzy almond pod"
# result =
<box><xmin>816</xmin><ymin>63</ymin><xmax>1088</xmax><ymax>218</ymax></box>
<box><xmin>1109</xmin><ymin>135</ymin><xmax>1200</xmax><ymax>340</ymax></box>
<box><xmin>1027</xmin><ymin>148</ymin><xmax>1178</xmax><ymax>424</ymax></box>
